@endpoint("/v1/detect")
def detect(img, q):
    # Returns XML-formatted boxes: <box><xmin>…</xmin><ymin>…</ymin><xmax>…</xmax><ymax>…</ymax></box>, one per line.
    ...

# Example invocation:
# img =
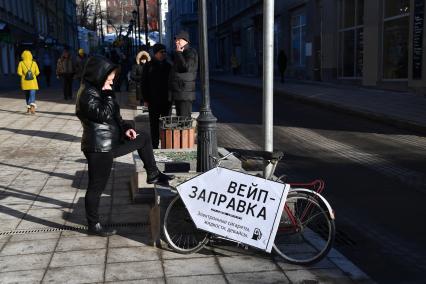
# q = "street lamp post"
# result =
<box><xmin>157</xmin><ymin>0</ymin><xmax>162</xmax><ymax>43</ymax></box>
<box><xmin>263</xmin><ymin>0</ymin><xmax>275</xmax><ymax>177</ymax></box>
<box><xmin>196</xmin><ymin>0</ymin><xmax>217</xmax><ymax>172</ymax></box>
<box><xmin>129</xmin><ymin>19</ymin><xmax>135</xmax><ymax>56</ymax></box>
<box><xmin>134</xmin><ymin>0</ymin><xmax>141</xmax><ymax>50</ymax></box>
<box><xmin>132</xmin><ymin>10</ymin><xmax>138</xmax><ymax>51</ymax></box>
<box><xmin>143</xmin><ymin>0</ymin><xmax>149</xmax><ymax>46</ymax></box>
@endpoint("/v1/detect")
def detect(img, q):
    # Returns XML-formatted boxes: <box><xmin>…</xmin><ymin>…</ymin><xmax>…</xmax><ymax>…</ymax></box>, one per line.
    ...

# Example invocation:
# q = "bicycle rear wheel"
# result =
<box><xmin>163</xmin><ymin>195</ymin><xmax>209</xmax><ymax>254</ymax></box>
<box><xmin>273</xmin><ymin>192</ymin><xmax>335</xmax><ymax>265</ymax></box>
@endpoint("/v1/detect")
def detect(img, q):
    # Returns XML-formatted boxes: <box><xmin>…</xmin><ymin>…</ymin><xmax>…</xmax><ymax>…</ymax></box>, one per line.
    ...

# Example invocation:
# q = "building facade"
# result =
<box><xmin>0</xmin><ymin>0</ymin><xmax>78</xmax><ymax>77</ymax></box>
<box><xmin>207</xmin><ymin>0</ymin><xmax>426</xmax><ymax>93</ymax></box>
<box><xmin>166</xmin><ymin>0</ymin><xmax>199</xmax><ymax>50</ymax></box>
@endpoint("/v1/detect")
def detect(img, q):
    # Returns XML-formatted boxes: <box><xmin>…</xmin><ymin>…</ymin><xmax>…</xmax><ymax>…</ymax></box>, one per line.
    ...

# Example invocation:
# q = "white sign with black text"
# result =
<box><xmin>176</xmin><ymin>167</ymin><xmax>290</xmax><ymax>252</ymax></box>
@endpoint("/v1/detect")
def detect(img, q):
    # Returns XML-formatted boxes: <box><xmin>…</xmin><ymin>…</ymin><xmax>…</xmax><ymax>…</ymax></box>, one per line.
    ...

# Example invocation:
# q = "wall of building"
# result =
<box><xmin>0</xmin><ymin>0</ymin><xmax>78</xmax><ymax>78</ymax></box>
<box><xmin>203</xmin><ymin>0</ymin><xmax>425</xmax><ymax>93</ymax></box>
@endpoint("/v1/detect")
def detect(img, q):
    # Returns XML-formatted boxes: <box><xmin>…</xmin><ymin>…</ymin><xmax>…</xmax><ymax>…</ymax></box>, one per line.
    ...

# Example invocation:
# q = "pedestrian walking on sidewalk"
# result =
<box><xmin>130</xmin><ymin>50</ymin><xmax>151</xmax><ymax>106</ymax></box>
<box><xmin>74</xmin><ymin>48</ymin><xmax>88</xmax><ymax>83</ymax></box>
<box><xmin>277</xmin><ymin>50</ymin><xmax>288</xmax><ymax>83</ymax></box>
<box><xmin>17</xmin><ymin>50</ymin><xmax>40</xmax><ymax>114</ymax></box>
<box><xmin>42</xmin><ymin>52</ymin><xmax>52</xmax><ymax>87</ymax></box>
<box><xmin>56</xmin><ymin>49</ymin><xmax>75</xmax><ymax>100</ymax></box>
<box><xmin>142</xmin><ymin>43</ymin><xmax>172</xmax><ymax>149</ymax></box>
<box><xmin>170</xmin><ymin>30</ymin><xmax>198</xmax><ymax>118</ymax></box>
<box><xmin>230</xmin><ymin>54</ymin><xmax>239</xmax><ymax>75</ymax></box>
<box><xmin>76</xmin><ymin>55</ymin><xmax>174</xmax><ymax>237</ymax></box>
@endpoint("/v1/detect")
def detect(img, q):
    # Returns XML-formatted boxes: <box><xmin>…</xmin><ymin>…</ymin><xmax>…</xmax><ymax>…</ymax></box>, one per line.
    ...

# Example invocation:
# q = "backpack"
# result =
<box><xmin>23</xmin><ymin>61</ymin><xmax>34</xmax><ymax>80</ymax></box>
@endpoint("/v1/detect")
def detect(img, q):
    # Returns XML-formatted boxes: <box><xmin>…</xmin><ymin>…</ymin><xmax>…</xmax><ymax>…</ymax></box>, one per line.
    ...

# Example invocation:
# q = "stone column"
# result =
<box><xmin>362</xmin><ymin>0</ymin><xmax>381</xmax><ymax>86</ymax></box>
<box><xmin>408</xmin><ymin>0</ymin><xmax>426</xmax><ymax>93</ymax></box>
<box><xmin>320</xmin><ymin>0</ymin><xmax>338</xmax><ymax>81</ymax></box>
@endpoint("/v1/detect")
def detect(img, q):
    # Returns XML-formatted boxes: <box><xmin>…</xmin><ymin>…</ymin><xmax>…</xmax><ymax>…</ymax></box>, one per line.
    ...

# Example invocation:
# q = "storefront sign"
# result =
<box><xmin>177</xmin><ymin>167</ymin><xmax>290</xmax><ymax>252</ymax></box>
<box><xmin>413</xmin><ymin>0</ymin><xmax>425</xmax><ymax>79</ymax></box>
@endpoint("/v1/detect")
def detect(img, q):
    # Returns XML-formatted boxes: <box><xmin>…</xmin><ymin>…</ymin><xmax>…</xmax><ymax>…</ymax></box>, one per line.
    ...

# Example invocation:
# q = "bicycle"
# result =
<box><xmin>162</xmin><ymin>150</ymin><xmax>336</xmax><ymax>265</ymax></box>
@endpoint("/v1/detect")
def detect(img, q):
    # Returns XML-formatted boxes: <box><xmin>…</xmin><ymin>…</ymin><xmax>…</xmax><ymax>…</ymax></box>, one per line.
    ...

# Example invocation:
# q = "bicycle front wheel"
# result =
<box><xmin>163</xmin><ymin>195</ymin><xmax>209</xmax><ymax>254</ymax></box>
<box><xmin>273</xmin><ymin>192</ymin><xmax>335</xmax><ymax>265</ymax></box>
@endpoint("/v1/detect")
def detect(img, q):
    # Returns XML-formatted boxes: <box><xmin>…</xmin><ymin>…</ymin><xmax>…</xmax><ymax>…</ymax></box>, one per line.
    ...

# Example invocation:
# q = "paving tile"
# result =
<box><xmin>226</xmin><ymin>271</ymin><xmax>289</xmax><ymax>283</ymax></box>
<box><xmin>284</xmin><ymin>268</ymin><xmax>354</xmax><ymax>284</ymax></box>
<box><xmin>212</xmin><ymin>245</ymin><xmax>257</xmax><ymax>257</ymax></box>
<box><xmin>30</xmin><ymin>199</ymin><xmax>74</xmax><ymax>209</ymax></box>
<box><xmin>39</xmin><ymin>191</ymin><xmax>77</xmax><ymax>200</ymax></box>
<box><xmin>0</xmin><ymin>211</ymin><xmax>27</xmax><ymax>220</ymax></box>
<box><xmin>105</xmin><ymin>260</ymin><xmax>164</xmax><ymax>282</ymax></box>
<box><xmin>16</xmin><ymin>217</ymin><xmax>66</xmax><ymax>230</ymax></box>
<box><xmin>108</xmin><ymin>234</ymin><xmax>150</xmax><ymax>248</ymax></box>
<box><xmin>163</xmin><ymin>257</ymin><xmax>221</xmax><ymax>277</ymax></box>
<box><xmin>167</xmin><ymin>274</ymin><xmax>227</xmax><ymax>284</ymax></box>
<box><xmin>0</xmin><ymin>269</ymin><xmax>45</xmax><ymax>284</ymax></box>
<box><xmin>0</xmin><ymin>238</ymin><xmax>57</xmax><ymax>256</ymax></box>
<box><xmin>104</xmin><ymin>279</ymin><xmax>165</xmax><ymax>284</ymax></box>
<box><xmin>9</xmin><ymin>232</ymin><xmax>60</xmax><ymax>242</ymax></box>
<box><xmin>56</xmin><ymin>236</ymin><xmax>107</xmax><ymax>252</ymax></box>
<box><xmin>217</xmin><ymin>255</ymin><xmax>278</xmax><ymax>274</ymax></box>
<box><xmin>0</xmin><ymin>218</ymin><xmax>20</xmax><ymax>231</ymax></box>
<box><xmin>43</xmin><ymin>264</ymin><xmax>104</xmax><ymax>284</ymax></box>
<box><xmin>107</xmin><ymin>246</ymin><xmax>159</xmax><ymax>263</ymax></box>
<box><xmin>50</xmin><ymin>249</ymin><xmax>106</xmax><ymax>268</ymax></box>
<box><xmin>0</xmin><ymin>253</ymin><xmax>51</xmax><ymax>272</ymax></box>
<box><xmin>25</xmin><ymin>208</ymin><xmax>69</xmax><ymax>219</ymax></box>
<box><xmin>161</xmin><ymin>247</ymin><xmax>215</xmax><ymax>260</ymax></box>
<box><xmin>274</xmin><ymin>255</ymin><xmax>336</xmax><ymax>271</ymax></box>
<box><xmin>110</xmin><ymin>213</ymin><xmax>146</xmax><ymax>223</ymax></box>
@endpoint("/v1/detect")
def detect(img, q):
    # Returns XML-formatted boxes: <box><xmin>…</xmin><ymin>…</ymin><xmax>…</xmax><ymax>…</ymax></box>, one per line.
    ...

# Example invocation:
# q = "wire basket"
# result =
<box><xmin>159</xmin><ymin>116</ymin><xmax>194</xmax><ymax>130</ymax></box>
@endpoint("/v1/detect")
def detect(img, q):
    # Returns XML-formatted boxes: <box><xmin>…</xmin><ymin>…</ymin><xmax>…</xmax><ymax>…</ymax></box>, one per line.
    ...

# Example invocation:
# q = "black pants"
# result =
<box><xmin>148</xmin><ymin>103</ymin><xmax>171</xmax><ymax>149</ymax></box>
<box><xmin>84</xmin><ymin>131</ymin><xmax>157</xmax><ymax>225</ymax></box>
<box><xmin>62</xmin><ymin>74</ymin><xmax>73</xmax><ymax>99</ymax></box>
<box><xmin>175</xmin><ymin>100</ymin><xmax>192</xmax><ymax>118</ymax></box>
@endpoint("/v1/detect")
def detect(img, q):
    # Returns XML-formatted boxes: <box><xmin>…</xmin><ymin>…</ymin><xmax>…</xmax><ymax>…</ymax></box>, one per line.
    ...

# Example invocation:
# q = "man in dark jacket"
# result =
<box><xmin>76</xmin><ymin>55</ymin><xmax>173</xmax><ymax>237</ymax></box>
<box><xmin>169</xmin><ymin>30</ymin><xmax>198</xmax><ymax>118</ymax></box>
<box><xmin>142</xmin><ymin>43</ymin><xmax>172</xmax><ymax>148</ymax></box>
<box><xmin>277</xmin><ymin>50</ymin><xmax>287</xmax><ymax>83</ymax></box>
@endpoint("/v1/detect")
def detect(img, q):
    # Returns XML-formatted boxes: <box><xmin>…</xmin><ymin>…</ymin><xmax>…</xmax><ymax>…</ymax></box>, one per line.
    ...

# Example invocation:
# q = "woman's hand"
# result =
<box><xmin>125</xmin><ymin>129</ymin><xmax>137</xmax><ymax>140</ymax></box>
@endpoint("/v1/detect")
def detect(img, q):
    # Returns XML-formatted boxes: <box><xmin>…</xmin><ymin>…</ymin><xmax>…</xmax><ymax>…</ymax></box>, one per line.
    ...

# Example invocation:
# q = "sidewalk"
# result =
<box><xmin>211</xmin><ymin>74</ymin><xmax>426</xmax><ymax>134</ymax></box>
<box><xmin>0</xmin><ymin>86</ymin><xmax>373</xmax><ymax>283</ymax></box>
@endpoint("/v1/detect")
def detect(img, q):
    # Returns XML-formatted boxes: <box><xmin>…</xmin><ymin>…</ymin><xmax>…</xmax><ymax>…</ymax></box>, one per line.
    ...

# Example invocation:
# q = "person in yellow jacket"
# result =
<box><xmin>17</xmin><ymin>50</ymin><xmax>40</xmax><ymax>114</ymax></box>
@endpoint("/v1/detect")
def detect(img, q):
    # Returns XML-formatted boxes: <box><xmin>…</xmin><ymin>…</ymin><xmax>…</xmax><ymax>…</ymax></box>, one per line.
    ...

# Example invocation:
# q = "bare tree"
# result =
<box><xmin>76</xmin><ymin>0</ymin><xmax>94</xmax><ymax>29</ymax></box>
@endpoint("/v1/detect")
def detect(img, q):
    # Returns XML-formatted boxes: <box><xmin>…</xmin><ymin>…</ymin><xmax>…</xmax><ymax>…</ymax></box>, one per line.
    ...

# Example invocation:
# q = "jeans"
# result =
<box><xmin>84</xmin><ymin>131</ymin><xmax>157</xmax><ymax>225</ymax></box>
<box><xmin>25</xmin><ymin>90</ymin><xmax>36</xmax><ymax>105</ymax></box>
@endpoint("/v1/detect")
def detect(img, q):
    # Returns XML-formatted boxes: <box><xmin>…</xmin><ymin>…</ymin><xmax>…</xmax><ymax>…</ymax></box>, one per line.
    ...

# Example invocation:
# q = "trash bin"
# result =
<box><xmin>159</xmin><ymin>116</ymin><xmax>195</xmax><ymax>149</ymax></box>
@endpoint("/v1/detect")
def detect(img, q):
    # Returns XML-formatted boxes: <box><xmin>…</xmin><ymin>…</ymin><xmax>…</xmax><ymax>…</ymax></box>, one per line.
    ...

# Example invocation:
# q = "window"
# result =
<box><xmin>291</xmin><ymin>12</ymin><xmax>306</xmax><ymax>66</ymax></box>
<box><xmin>382</xmin><ymin>0</ymin><xmax>410</xmax><ymax>79</ymax></box>
<box><xmin>338</xmin><ymin>0</ymin><xmax>364</xmax><ymax>77</ymax></box>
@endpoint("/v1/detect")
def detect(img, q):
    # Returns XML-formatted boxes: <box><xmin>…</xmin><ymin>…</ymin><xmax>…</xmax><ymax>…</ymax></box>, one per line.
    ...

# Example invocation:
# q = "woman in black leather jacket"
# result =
<box><xmin>76</xmin><ymin>55</ymin><xmax>173</xmax><ymax>236</ymax></box>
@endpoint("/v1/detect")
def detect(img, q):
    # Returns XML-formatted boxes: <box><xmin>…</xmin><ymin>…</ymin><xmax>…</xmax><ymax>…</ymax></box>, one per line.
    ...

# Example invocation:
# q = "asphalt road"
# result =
<box><xmin>195</xmin><ymin>81</ymin><xmax>426</xmax><ymax>284</ymax></box>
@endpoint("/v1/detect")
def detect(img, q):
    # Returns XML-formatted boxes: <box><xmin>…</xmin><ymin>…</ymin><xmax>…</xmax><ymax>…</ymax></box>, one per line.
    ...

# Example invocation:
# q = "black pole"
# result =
<box><xmin>196</xmin><ymin>0</ymin><xmax>217</xmax><ymax>172</ymax></box>
<box><xmin>143</xmin><ymin>0</ymin><xmax>149</xmax><ymax>46</ymax></box>
<box><xmin>137</xmin><ymin>6</ymin><xmax>141</xmax><ymax>50</ymax></box>
<box><xmin>134</xmin><ymin>20</ymin><xmax>137</xmax><ymax>54</ymax></box>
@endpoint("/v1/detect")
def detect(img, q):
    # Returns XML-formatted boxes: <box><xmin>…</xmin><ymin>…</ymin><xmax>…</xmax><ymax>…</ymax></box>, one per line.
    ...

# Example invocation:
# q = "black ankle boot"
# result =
<box><xmin>87</xmin><ymin>223</ymin><xmax>116</xmax><ymax>237</ymax></box>
<box><xmin>147</xmin><ymin>171</ymin><xmax>175</xmax><ymax>185</ymax></box>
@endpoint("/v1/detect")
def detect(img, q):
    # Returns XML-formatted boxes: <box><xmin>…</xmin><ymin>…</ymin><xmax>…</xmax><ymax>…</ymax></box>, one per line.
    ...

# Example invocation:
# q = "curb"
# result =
<box><xmin>211</xmin><ymin>78</ymin><xmax>426</xmax><ymax>135</ymax></box>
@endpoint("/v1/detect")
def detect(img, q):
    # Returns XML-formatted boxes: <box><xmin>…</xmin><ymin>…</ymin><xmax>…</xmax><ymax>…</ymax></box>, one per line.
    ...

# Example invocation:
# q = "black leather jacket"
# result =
<box><xmin>76</xmin><ymin>56</ymin><xmax>131</xmax><ymax>152</ymax></box>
